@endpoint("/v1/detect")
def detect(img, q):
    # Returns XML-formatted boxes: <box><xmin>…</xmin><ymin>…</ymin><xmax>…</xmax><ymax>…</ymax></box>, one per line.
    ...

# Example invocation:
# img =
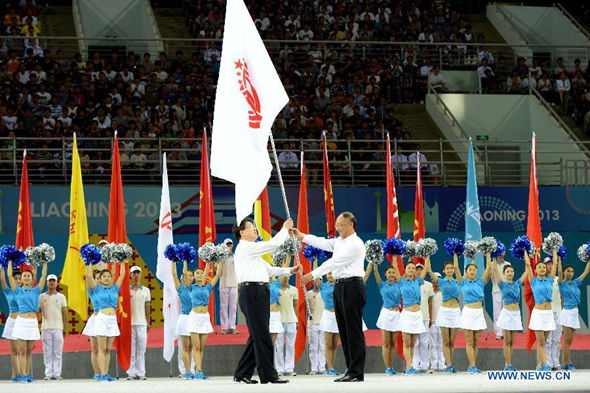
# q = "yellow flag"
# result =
<box><xmin>60</xmin><ymin>134</ymin><xmax>89</xmax><ymax>319</ymax></box>
<box><xmin>254</xmin><ymin>188</ymin><xmax>273</xmax><ymax>264</ymax></box>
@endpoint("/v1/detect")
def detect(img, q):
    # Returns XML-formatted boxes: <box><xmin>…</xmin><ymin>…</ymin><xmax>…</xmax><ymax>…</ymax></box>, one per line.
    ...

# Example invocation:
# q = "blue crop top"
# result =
<box><xmin>93</xmin><ymin>284</ymin><xmax>120</xmax><ymax>310</ymax></box>
<box><xmin>177</xmin><ymin>284</ymin><xmax>193</xmax><ymax>314</ymax></box>
<box><xmin>438</xmin><ymin>277</ymin><xmax>460</xmax><ymax>302</ymax></box>
<box><xmin>499</xmin><ymin>280</ymin><xmax>522</xmax><ymax>306</ymax></box>
<box><xmin>530</xmin><ymin>277</ymin><xmax>554</xmax><ymax>304</ymax></box>
<box><xmin>4</xmin><ymin>288</ymin><xmax>19</xmax><ymax>313</ymax></box>
<box><xmin>87</xmin><ymin>288</ymin><xmax>99</xmax><ymax>310</ymax></box>
<box><xmin>399</xmin><ymin>277</ymin><xmax>424</xmax><ymax>307</ymax></box>
<box><xmin>459</xmin><ymin>278</ymin><xmax>485</xmax><ymax>304</ymax></box>
<box><xmin>190</xmin><ymin>283</ymin><xmax>212</xmax><ymax>308</ymax></box>
<box><xmin>379</xmin><ymin>281</ymin><xmax>401</xmax><ymax>308</ymax></box>
<box><xmin>14</xmin><ymin>286</ymin><xmax>41</xmax><ymax>313</ymax></box>
<box><xmin>319</xmin><ymin>282</ymin><xmax>335</xmax><ymax>309</ymax></box>
<box><xmin>270</xmin><ymin>279</ymin><xmax>281</xmax><ymax>305</ymax></box>
<box><xmin>559</xmin><ymin>278</ymin><xmax>581</xmax><ymax>310</ymax></box>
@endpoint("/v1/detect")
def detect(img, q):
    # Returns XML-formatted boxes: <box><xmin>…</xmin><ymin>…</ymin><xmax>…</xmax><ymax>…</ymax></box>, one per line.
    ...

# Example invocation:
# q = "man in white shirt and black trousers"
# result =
<box><xmin>296</xmin><ymin>212</ymin><xmax>367</xmax><ymax>382</ymax></box>
<box><xmin>233</xmin><ymin>217</ymin><xmax>301</xmax><ymax>385</ymax></box>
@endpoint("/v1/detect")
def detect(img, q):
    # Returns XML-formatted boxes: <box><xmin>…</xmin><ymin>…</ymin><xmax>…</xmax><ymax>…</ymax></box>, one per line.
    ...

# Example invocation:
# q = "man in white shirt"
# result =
<box><xmin>429</xmin><ymin>273</ymin><xmax>445</xmax><ymax>371</ymax></box>
<box><xmin>307</xmin><ymin>278</ymin><xmax>325</xmax><ymax>374</ymax></box>
<box><xmin>297</xmin><ymin>212</ymin><xmax>367</xmax><ymax>382</ymax></box>
<box><xmin>408</xmin><ymin>151</ymin><xmax>428</xmax><ymax>169</ymax></box>
<box><xmin>412</xmin><ymin>263</ymin><xmax>434</xmax><ymax>372</ymax></box>
<box><xmin>40</xmin><ymin>274</ymin><xmax>67</xmax><ymax>380</ymax></box>
<box><xmin>220</xmin><ymin>238</ymin><xmax>239</xmax><ymax>334</ymax></box>
<box><xmin>278</xmin><ymin>143</ymin><xmax>299</xmax><ymax>169</ymax></box>
<box><xmin>491</xmin><ymin>256</ymin><xmax>511</xmax><ymax>339</ymax></box>
<box><xmin>543</xmin><ymin>257</ymin><xmax>562</xmax><ymax>370</ymax></box>
<box><xmin>127</xmin><ymin>266</ymin><xmax>151</xmax><ymax>380</ymax></box>
<box><xmin>275</xmin><ymin>277</ymin><xmax>298</xmax><ymax>376</ymax></box>
<box><xmin>233</xmin><ymin>218</ymin><xmax>300</xmax><ymax>384</ymax></box>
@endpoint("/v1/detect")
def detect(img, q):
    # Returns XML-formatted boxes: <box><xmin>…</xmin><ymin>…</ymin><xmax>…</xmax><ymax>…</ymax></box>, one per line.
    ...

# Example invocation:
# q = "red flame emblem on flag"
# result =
<box><xmin>235</xmin><ymin>58</ymin><xmax>262</xmax><ymax>129</ymax></box>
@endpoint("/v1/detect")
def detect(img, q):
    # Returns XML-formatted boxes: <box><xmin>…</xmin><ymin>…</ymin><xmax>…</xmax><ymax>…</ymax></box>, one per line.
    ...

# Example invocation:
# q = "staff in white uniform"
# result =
<box><xmin>39</xmin><ymin>274</ymin><xmax>67</xmax><ymax>380</ymax></box>
<box><xmin>219</xmin><ymin>239</ymin><xmax>239</xmax><ymax>335</ymax></box>
<box><xmin>412</xmin><ymin>262</ymin><xmax>434</xmax><ymax>373</ymax></box>
<box><xmin>542</xmin><ymin>256</ymin><xmax>562</xmax><ymax>370</ymax></box>
<box><xmin>306</xmin><ymin>275</ymin><xmax>325</xmax><ymax>375</ymax></box>
<box><xmin>275</xmin><ymin>276</ymin><xmax>298</xmax><ymax>376</ymax></box>
<box><xmin>127</xmin><ymin>266</ymin><xmax>151</xmax><ymax>380</ymax></box>
<box><xmin>429</xmin><ymin>274</ymin><xmax>445</xmax><ymax>372</ymax></box>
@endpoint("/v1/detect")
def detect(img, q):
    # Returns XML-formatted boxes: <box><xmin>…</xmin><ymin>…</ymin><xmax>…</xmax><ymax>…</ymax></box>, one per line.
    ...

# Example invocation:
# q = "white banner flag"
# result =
<box><xmin>211</xmin><ymin>0</ymin><xmax>288</xmax><ymax>223</ymax></box>
<box><xmin>155</xmin><ymin>153</ymin><xmax>179</xmax><ymax>362</ymax></box>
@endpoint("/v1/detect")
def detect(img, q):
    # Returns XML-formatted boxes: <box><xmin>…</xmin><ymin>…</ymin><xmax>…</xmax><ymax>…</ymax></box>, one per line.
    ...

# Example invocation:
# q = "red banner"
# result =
<box><xmin>413</xmin><ymin>153</ymin><xmax>425</xmax><ymax>263</ymax></box>
<box><xmin>322</xmin><ymin>134</ymin><xmax>336</xmax><ymax>237</ymax></box>
<box><xmin>16</xmin><ymin>151</ymin><xmax>34</xmax><ymax>271</ymax></box>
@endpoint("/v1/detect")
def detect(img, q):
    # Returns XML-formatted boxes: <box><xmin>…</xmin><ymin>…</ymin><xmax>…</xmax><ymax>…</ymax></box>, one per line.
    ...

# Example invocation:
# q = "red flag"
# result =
<box><xmin>294</xmin><ymin>152</ymin><xmax>311</xmax><ymax>363</ymax></box>
<box><xmin>109</xmin><ymin>134</ymin><xmax>131</xmax><ymax>370</ymax></box>
<box><xmin>525</xmin><ymin>133</ymin><xmax>542</xmax><ymax>351</ymax></box>
<box><xmin>199</xmin><ymin>129</ymin><xmax>217</xmax><ymax>325</ymax></box>
<box><xmin>413</xmin><ymin>153</ymin><xmax>425</xmax><ymax>263</ymax></box>
<box><xmin>322</xmin><ymin>133</ymin><xmax>336</xmax><ymax>237</ymax></box>
<box><xmin>386</xmin><ymin>136</ymin><xmax>404</xmax><ymax>358</ymax></box>
<box><xmin>16</xmin><ymin>151</ymin><xmax>34</xmax><ymax>271</ymax></box>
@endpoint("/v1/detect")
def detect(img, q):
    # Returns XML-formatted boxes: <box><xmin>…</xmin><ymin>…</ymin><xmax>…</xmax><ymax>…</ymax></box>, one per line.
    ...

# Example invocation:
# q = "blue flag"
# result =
<box><xmin>465</xmin><ymin>138</ymin><xmax>484</xmax><ymax>276</ymax></box>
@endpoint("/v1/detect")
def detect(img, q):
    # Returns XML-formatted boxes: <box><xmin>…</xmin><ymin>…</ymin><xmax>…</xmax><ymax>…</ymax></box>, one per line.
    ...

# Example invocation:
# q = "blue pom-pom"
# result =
<box><xmin>175</xmin><ymin>242</ymin><xmax>197</xmax><ymax>264</ymax></box>
<box><xmin>383</xmin><ymin>238</ymin><xmax>407</xmax><ymax>256</ymax></box>
<box><xmin>319</xmin><ymin>249</ymin><xmax>333</xmax><ymax>260</ymax></box>
<box><xmin>303</xmin><ymin>245</ymin><xmax>320</xmax><ymax>260</ymax></box>
<box><xmin>557</xmin><ymin>245</ymin><xmax>568</xmax><ymax>260</ymax></box>
<box><xmin>80</xmin><ymin>243</ymin><xmax>102</xmax><ymax>266</ymax></box>
<box><xmin>164</xmin><ymin>244</ymin><xmax>177</xmax><ymax>262</ymax></box>
<box><xmin>491</xmin><ymin>241</ymin><xmax>506</xmax><ymax>259</ymax></box>
<box><xmin>444</xmin><ymin>238</ymin><xmax>465</xmax><ymax>256</ymax></box>
<box><xmin>0</xmin><ymin>245</ymin><xmax>26</xmax><ymax>269</ymax></box>
<box><xmin>510</xmin><ymin>235</ymin><xmax>533</xmax><ymax>260</ymax></box>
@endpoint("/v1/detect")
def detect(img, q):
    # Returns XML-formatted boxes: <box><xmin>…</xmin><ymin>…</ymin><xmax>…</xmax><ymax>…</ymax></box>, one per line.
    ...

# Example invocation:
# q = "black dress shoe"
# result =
<box><xmin>338</xmin><ymin>375</ymin><xmax>364</xmax><ymax>382</ymax></box>
<box><xmin>334</xmin><ymin>374</ymin><xmax>349</xmax><ymax>382</ymax></box>
<box><xmin>234</xmin><ymin>376</ymin><xmax>258</xmax><ymax>384</ymax></box>
<box><xmin>261</xmin><ymin>378</ymin><xmax>289</xmax><ymax>384</ymax></box>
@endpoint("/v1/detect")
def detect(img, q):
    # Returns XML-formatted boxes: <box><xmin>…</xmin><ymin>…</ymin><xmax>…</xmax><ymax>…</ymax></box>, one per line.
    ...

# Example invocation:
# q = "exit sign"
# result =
<box><xmin>476</xmin><ymin>135</ymin><xmax>489</xmax><ymax>141</ymax></box>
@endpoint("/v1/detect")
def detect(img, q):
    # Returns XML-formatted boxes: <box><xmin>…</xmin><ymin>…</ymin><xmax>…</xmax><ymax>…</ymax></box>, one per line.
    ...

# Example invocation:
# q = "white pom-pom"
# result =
<box><xmin>417</xmin><ymin>238</ymin><xmax>438</xmax><ymax>257</ymax></box>
<box><xmin>542</xmin><ymin>232</ymin><xmax>564</xmax><ymax>255</ymax></box>
<box><xmin>477</xmin><ymin>237</ymin><xmax>497</xmax><ymax>254</ymax></box>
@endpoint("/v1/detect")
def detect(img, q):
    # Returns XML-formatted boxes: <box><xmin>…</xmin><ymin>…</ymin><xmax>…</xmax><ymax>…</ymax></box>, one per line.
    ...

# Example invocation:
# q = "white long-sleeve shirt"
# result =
<box><xmin>234</xmin><ymin>228</ymin><xmax>292</xmax><ymax>283</ymax></box>
<box><xmin>305</xmin><ymin>233</ymin><xmax>366</xmax><ymax>280</ymax></box>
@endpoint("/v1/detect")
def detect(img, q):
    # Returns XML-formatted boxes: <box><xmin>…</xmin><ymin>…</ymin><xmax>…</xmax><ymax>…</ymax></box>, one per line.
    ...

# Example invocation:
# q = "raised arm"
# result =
<box><xmin>209</xmin><ymin>262</ymin><xmax>223</xmax><ymax>287</ymax></box>
<box><xmin>245</xmin><ymin>220</ymin><xmax>293</xmax><ymax>258</ymax></box>
<box><xmin>374</xmin><ymin>263</ymin><xmax>382</xmax><ymax>285</ymax></box>
<box><xmin>491</xmin><ymin>259</ymin><xmax>501</xmax><ymax>284</ymax></box>
<box><xmin>523</xmin><ymin>251</ymin><xmax>533</xmax><ymax>282</ymax></box>
<box><xmin>453</xmin><ymin>254</ymin><xmax>463</xmax><ymax>284</ymax></box>
<box><xmin>115</xmin><ymin>261</ymin><xmax>128</xmax><ymax>288</ymax></box>
<box><xmin>578</xmin><ymin>261</ymin><xmax>590</xmax><ymax>282</ymax></box>
<box><xmin>363</xmin><ymin>262</ymin><xmax>373</xmax><ymax>283</ymax></box>
<box><xmin>481</xmin><ymin>253</ymin><xmax>492</xmax><ymax>284</ymax></box>
<box><xmin>427</xmin><ymin>260</ymin><xmax>438</xmax><ymax>283</ymax></box>
<box><xmin>86</xmin><ymin>264</ymin><xmax>97</xmax><ymax>289</ymax></box>
<box><xmin>203</xmin><ymin>261</ymin><xmax>210</xmax><ymax>281</ymax></box>
<box><xmin>557</xmin><ymin>256</ymin><xmax>563</xmax><ymax>284</ymax></box>
<box><xmin>419</xmin><ymin>256</ymin><xmax>430</xmax><ymax>280</ymax></box>
<box><xmin>549</xmin><ymin>248</ymin><xmax>557</xmax><ymax>279</ymax></box>
<box><xmin>282</xmin><ymin>254</ymin><xmax>292</xmax><ymax>268</ymax></box>
<box><xmin>7</xmin><ymin>261</ymin><xmax>16</xmax><ymax>290</ymax></box>
<box><xmin>292</xmin><ymin>228</ymin><xmax>336</xmax><ymax>252</ymax></box>
<box><xmin>171</xmin><ymin>260</ymin><xmax>181</xmax><ymax>289</ymax></box>
<box><xmin>37</xmin><ymin>262</ymin><xmax>48</xmax><ymax>291</ymax></box>
<box><xmin>392</xmin><ymin>259</ymin><xmax>401</xmax><ymax>281</ymax></box>
<box><xmin>0</xmin><ymin>266</ymin><xmax>7</xmax><ymax>291</ymax></box>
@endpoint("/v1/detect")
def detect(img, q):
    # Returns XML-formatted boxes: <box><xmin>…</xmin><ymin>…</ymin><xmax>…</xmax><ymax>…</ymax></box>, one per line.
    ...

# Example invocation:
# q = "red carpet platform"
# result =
<box><xmin>2</xmin><ymin>326</ymin><xmax>589</xmax><ymax>354</ymax></box>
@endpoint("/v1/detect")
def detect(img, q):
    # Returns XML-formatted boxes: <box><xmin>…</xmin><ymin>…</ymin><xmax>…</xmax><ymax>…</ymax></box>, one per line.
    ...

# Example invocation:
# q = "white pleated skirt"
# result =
<box><xmin>319</xmin><ymin>310</ymin><xmax>338</xmax><ymax>333</ymax></box>
<box><xmin>175</xmin><ymin>314</ymin><xmax>191</xmax><ymax>336</ymax></box>
<box><xmin>187</xmin><ymin>311</ymin><xmax>214</xmax><ymax>334</ymax></box>
<box><xmin>269</xmin><ymin>311</ymin><xmax>284</xmax><ymax>334</ymax></box>
<box><xmin>12</xmin><ymin>316</ymin><xmax>41</xmax><ymax>340</ymax></box>
<box><xmin>94</xmin><ymin>313</ymin><xmax>120</xmax><ymax>337</ymax></box>
<box><xmin>528</xmin><ymin>308</ymin><xmax>556</xmax><ymax>331</ymax></box>
<box><xmin>399</xmin><ymin>309</ymin><xmax>426</xmax><ymax>334</ymax></box>
<box><xmin>1</xmin><ymin>316</ymin><xmax>16</xmax><ymax>340</ymax></box>
<box><xmin>82</xmin><ymin>313</ymin><xmax>98</xmax><ymax>337</ymax></box>
<box><xmin>436</xmin><ymin>306</ymin><xmax>461</xmax><ymax>328</ymax></box>
<box><xmin>558</xmin><ymin>308</ymin><xmax>580</xmax><ymax>329</ymax></box>
<box><xmin>460</xmin><ymin>307</ymin><xmax>487</xmax><ymax>331</ymax></box>
<box><xmin>376</xmin><ymin>308</ymin><xmax>401</xmax><ymax>332</ymax></box>
<box><xmin>496</xmin><ymin>308</ymin><xmax>523</xmax><ymax>331</ymax></box>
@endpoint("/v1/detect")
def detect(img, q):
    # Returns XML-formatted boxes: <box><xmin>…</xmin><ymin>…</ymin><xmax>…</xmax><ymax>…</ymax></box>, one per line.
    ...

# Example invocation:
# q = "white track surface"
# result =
<box><xmin>1</xmin><ymin>371</ymin><xmax>589</xmax><ymax>392</ymax></box>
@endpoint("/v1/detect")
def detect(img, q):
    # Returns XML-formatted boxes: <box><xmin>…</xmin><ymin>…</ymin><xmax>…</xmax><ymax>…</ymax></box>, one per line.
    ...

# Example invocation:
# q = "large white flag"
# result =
<box><xmin>211</xmin><ymin>0</ymin><xmax>289</xmax><ymax>223</ymax></box>
<box><xmin>155</xmin><ymin>153</ymin><xmax>179</xmax><ymax>362</ymax></box>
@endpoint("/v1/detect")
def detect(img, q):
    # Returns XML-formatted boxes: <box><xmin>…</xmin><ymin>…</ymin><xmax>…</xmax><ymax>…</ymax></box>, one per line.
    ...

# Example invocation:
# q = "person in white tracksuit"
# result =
<box><xmin>127</xmin><ymin>266</ymin><xmax>151</xmax><ymax>380</ymax></box>
<box><xmin>306</xmin><ymin>277</ymin><xmax>326</xmax><ymax>375</ymax></box>
<box><xmin>491</xmin><ymin>255</ymin><xmax>511</xmax><ymax>340</ymax></box>
<box><xmin>219</xmin><ymin>239</ymin><xmax>239</xmax><ymax>335</ymax></box>
<box><xmin>428</xmin><ymin>274</ymin><xmax>445</xmax><ymax>371</ymax></box>
<box><xmin>412</xmin><ymin>262</ymin><xmax>434</xmax><ymax>372</ymax></box>
<box><xmin>39</xmin><ymin>274</ymin><xmax>68</xmax><ymax>380</ymax></box>
<box><xmin>274</xmin><ymin>275</ymin><xmax>299</xmax><ymax>376</ymax></box>
<box><xmin>542</xmin><ymin>257</ymin><xmax>562</xmax><ymax>370</ymax></box>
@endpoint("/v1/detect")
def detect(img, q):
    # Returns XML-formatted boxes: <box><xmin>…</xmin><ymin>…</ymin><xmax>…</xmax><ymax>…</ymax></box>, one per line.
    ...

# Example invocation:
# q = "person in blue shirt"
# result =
<box><xmin>391</xmin><ymin>256</ymin><xmax>430</xmax><ymax>375</ymax></box>
<box><xmin>82</xmin><ymin>269</ymin><xmax>104</xmax><ymax>380</ymax></box>
<box><xmin>7</xmin><ymin>258</ymin><xmax>48</xmax><ymax>383</ymax></box>
<box><xmin>557</xmin><ymin>257</ymin><xmax>589</xmax><ymax>370</ymax></box>
<box><xmin>427</xmin><ymin>253</ymin><xmax>461</xmax><ymax>373</ymax></box>
<box><xmin>187</xmin><ymin>260</ymin><xmax>223</xmax><ymax>380</ymax></box>
<box><xmin>367</xmin><ymin>263</ymin><xmax>401</xmax><ymax>375</ymax></box>
<box><xmin>524</xmin><ymin>249</ymin><xmax>558</xmax><ymax>371</ymax></box>
<box><xmin>85</xmin><ymin>259</ymin><xmax>128</xmax><ymax>381</ymax></box>
<box><xmin>458</xmin><ymin>251</ymin><xmax>491</xmax><ymax>373</ymax></box>
<box><xmin>172</xmin><ymin>258</ymin><xmax>195</xmax><ymax>379</ymax></box>
<box><xmin>1</xmin><ymin>264</ymin><xmax>22</xmax><ymax>381</ymax></box>
<box><xmin>318</xmin><ymin>271</ymin><xmax>341</xmax><ymax>376</ymax></box>
<box><xmin>491</xmin><ymin>257</ymin><xmax>531</xmax><ymax>371</ymax></box>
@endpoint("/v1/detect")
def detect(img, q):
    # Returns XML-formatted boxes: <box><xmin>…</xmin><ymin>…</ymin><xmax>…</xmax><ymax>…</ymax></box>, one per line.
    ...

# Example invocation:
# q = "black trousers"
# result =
<box><xmin>334</xmin><ymin>278</ymin><xmax>367</xmax><ymax>379</ymax></box>
<box><xmin>234</xmin><ymin>284</ymin><xmax>278</xmax><ymax>383</ymax></box>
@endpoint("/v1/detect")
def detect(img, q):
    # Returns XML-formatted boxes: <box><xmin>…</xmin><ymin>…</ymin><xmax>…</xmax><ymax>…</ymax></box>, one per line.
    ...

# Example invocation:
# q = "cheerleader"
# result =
<box><xmin>427</xmin><ymin>255</ymin><xmax>460</xmax><ymax>373</ymax></box>
<box><xmin>557</xmin><ymin>257</ymin><xmax>590</xmax><ymax>370</ymax></box>
<box><xmin>525</xmin><ymin>250</ymin><xmax>558</xmax><ymax>371</ymax></box>
<box><xmin>368</xmin><ymin>263</ymin><xmax>401</xmax><ymax>375</ymax></box>
<box><xmin>318</xmin><ymin>272</ymin><xmax>341</xmax><ymax>376</ymax></box>
<box><xmin>7</xmin><ymin>260</ymin><xmax>48</xmax><ymax>382</ymax></box>
<box><xmin>392</xmin><ymin>256</ymin><xmax>430</xmax><ymax>375</ymax></box>
<box><xmin>458</xmin><ymin>252</ymin><xmax>492</xmax><ymax>373</ymax></box>
<box><xmin>172</xmin><ymin>259</ymin><xmax>195</xmax><ymax>379</ymax></box>
<box><xmin>85</xmin><ymin>261</ymin><xmax>128</xmax><ymax>381</ymax></box>
<box><xmin>83</xmin><ymin>270</ymin><xmax>102</xmax><ymax>380</ymax></box>
<box><xmin>269</xmin><ymin>276</ymin><xmax>283</xmax><ymax>344</ymax></box>
<box><xmin>1</xmin><ymin>265</ymin><xmax>22</xmax><ymax>381</ymax></box>
<box><xmin>187</xmin><ymin>261</ymin><xmax>223</xmax><ymax>380</ymax></box>
<box><xmin>491</xmin><ymin>258</ymin><xmax>530</xmax><ymax>371</ymax></box>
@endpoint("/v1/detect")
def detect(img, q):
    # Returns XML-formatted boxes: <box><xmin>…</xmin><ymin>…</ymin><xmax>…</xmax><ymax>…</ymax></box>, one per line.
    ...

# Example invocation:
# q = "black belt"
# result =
<box><xmin>334</xmin><ymin>277</ymin><xmax>363</xmax><ymax>284</ymax></box>
<box><xmin>239</xmin><ymin>281</ymin><xmax>269</xmax><ymax>288</ymax></box>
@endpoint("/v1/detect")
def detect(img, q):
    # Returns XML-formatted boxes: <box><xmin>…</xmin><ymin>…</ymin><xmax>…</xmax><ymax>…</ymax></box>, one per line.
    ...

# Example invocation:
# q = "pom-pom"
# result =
<box><xmin>319</xmin><ymin>249</ymin><xmax>333</xmax><ymax>260</ymax></box>
<box><xmin>282</xmin><ymin>237</ymin><xmax>303</xmax><ymax>256</ymax></box>
<box><xmin>272</xmin><ymin>246</ymin><xmax>288</xmax><ymax>266</ymax></box>
<box><xmin>510</xmin><ymin>235</ymin><xmax>534</xmax><ymax>260</ymax></box>
<box><xmin>577</xmin><ymin>242</ymin><xmax>590</xmax><ymax>263</ymax></box>
<box><xmin>25</xmin><ymin>243</ymin><xmax>56</xmax><ymax>267</ymax></box>
<box><xmin>0</xmin><ymin>245</ymin><xmax>26</xmax><ymax>269</ymax></box>
<box><xmin>444</xmin><ymin>238</ymin><xmax>465</xmax><ymax>256</ymax></box>
<box><xmin>383</xmin><ymin>238</ymin><xmax>407</xmax><ymax>256</ymax></box>
<box><xmin>80</xmin><ymin>243</ymin><xmax>102</xmax><ymax>266</ymax></box>
<box><xmin>303</xmin><ymin>245</ymin><xmax>321</xmax><ymax>260</ymax></box>
<box><xmin>100</xmin><ymin>243</ymin><xmax>115</xmax><ymax>264</ymax></box>
<box><xmin>175</xmin><ymin>242</ymin><xmax>197</xmax><ymax>264</ymax></box>
<box><xmin>477</xmin><ymin>237</ymin><xmax>497</xmax><ymax>255</ymax></box>
<box><xmin>542</xmin><ymin>232</ymin><xmax>564</xmax><ymax>255</ymax></box>
<box><xmin>365</xmin><ymin>240</ymin><xmax>384</xmax><ymax>265</ymax></box>
<box><xmin>463</xmin><ymin>241</ymin><xmax>479</xmax><ymax>259</ymax></box>
<box><xmin>112</xmin><ymin>243</ymin><xmax>133</xmax><ymax>262</ymax></box>
<box><xmin>403</xmin><ymin>240</ymin><xmax>419</xmax><ymax>259</ymax></box>
<box><xmin>417</xmin><ymin>238</ymin><xmax>438</xmax><ymax>257</ymax></box>
<box><xmin>198</xmin><ymin>242</ymin><xmax>229</xmax><ymax>263</ymax></box>
<box><xmin>164</xmin><ymin>244</ymin><xmax>177</xmax><ymax>262</ymax></box>
<box><xmin>491</xmin><ymin>241</ymin><xmax>506</xmax><ymax>259</ymax></box>
<box><xmin>557</xmin><ymin>245</ymin><xmax>568</xmax><ymax>260</ymax></box>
